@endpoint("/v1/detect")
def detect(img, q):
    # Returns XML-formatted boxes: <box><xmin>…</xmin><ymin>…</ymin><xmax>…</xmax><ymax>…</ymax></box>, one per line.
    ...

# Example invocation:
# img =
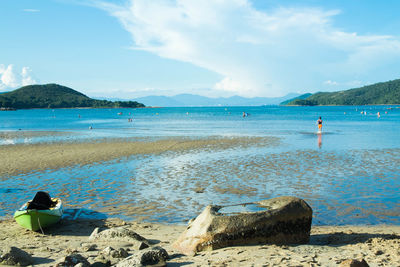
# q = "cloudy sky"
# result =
<box><xmin>1</xmin><ymin>0</ymin><xmax>400</xmax><ymax>98</ymax></box>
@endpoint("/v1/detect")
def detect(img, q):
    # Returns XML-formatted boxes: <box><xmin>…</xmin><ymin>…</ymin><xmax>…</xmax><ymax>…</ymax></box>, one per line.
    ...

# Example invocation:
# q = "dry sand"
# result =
<box><xmin>0</xmin><ymin>218</ymin><xmax>399</xmax><ymax>266</ymax></box>
<box><xmin>0</xmin><ymin>136</ymin><xmax>277</xmax><ymax>177</ymax></box>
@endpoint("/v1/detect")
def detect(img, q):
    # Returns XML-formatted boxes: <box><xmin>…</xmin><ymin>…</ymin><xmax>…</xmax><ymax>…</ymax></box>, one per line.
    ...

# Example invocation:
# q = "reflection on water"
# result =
<box><xmin>317</xmin><ymin>133</ymin><xmax>322</xmax><ymax>148</ymax></box>
<box><xmin>0</xmin><ymin>145</ymin><xmax>399</xmax><ymax>225</ymax></box>
<box><xmin>219</xmin><ymin>203</ymin><xmax>267</xmax><ymax>215</ymax></box>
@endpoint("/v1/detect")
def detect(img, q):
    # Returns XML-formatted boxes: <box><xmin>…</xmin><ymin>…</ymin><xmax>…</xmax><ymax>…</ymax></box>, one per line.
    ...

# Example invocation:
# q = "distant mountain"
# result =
<box><xmin>0</xmin><ymin>84</ymin><xmax>145</xmax><ymax>109</ymax></box>
<box><xmin>285</xmin><ymin>79</ymin><xmax>400</xmax><ymax>106</ymax></box>
<box><xmin>133</xmin><ymin>93</ymin><xmax>300</xmax><ymax>107</ymax></box>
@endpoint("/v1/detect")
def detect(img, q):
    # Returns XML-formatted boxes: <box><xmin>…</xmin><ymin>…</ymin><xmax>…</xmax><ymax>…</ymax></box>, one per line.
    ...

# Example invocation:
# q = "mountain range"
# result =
<box><xmin>132</xmin><ymin>93</ymin><xmax>301</xmax><ymax>107</ymax></box>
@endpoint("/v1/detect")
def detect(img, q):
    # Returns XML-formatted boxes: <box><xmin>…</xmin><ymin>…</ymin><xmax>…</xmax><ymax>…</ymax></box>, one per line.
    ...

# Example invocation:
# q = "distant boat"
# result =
<box><xmin>14</xmin><ymin>191</ymin><xmax>63</xmax><ymax>231</ymax></box>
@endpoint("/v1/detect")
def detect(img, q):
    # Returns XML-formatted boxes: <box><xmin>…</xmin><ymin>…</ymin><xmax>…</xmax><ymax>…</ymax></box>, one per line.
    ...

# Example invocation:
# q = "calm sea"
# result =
<box><xmin>0</xmin><ymin>106</ymin><xmax>399</xmax><ymax>225</ymax></box>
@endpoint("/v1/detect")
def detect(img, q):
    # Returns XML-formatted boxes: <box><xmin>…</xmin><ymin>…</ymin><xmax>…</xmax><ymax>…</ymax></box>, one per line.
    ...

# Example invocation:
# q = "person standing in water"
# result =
<box><xmin>317</xmin><ymin>116</ymin><xmax>323</xmax><ymax>133</ymax></box>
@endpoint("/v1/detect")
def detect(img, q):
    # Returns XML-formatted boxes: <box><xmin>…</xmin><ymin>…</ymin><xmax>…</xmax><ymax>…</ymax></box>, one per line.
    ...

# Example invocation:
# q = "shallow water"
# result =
<box><xmin>0</xmin><ymin>106</ymin><xmax>399</xmax><ymax>225</ymax></box>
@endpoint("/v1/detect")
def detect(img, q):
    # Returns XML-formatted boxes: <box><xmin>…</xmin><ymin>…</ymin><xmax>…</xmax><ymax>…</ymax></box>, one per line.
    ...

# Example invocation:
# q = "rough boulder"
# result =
<box><xmin>173</xmin><ymin>196</ymin><xmax>313</xmax><ymax>255</ymax></box>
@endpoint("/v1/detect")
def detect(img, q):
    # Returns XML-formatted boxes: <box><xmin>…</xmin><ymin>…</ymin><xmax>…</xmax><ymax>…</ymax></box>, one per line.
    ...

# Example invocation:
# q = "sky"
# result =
<box><xmin>1</xmin><ymin>0</ymin><xmax>400</xmax><ymax>99</ymax></box>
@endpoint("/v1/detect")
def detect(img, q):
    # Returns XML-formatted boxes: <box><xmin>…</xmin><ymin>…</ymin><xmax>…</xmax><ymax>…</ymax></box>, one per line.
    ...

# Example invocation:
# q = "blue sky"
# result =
<box><xmin>1</xmin><ymin>0</ymin><xmax>400</xmax><ymax>98</ymax></box>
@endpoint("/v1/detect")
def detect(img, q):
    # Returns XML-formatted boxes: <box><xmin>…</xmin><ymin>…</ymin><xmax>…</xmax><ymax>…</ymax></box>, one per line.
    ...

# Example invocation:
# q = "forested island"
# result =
<box><xmin>284</xmin><ymin>78</ymin><xmax>400</xmax><ymax>106</ymax></box>
<box><xmin>0</xmin><ymin>84</ymin><xmax>145</xmax><ymax>109</ymax></box>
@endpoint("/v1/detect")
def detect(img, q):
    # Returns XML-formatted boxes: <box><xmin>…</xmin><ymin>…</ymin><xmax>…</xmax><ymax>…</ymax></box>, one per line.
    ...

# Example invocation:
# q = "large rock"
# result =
<box><xmin>115</xmin><ymin>247</ymin><xmax>168</xmax><ymax>267</ymax></box>
<box><xmin>173</xmin><ymin>196</ymin><xmax>312</xmax><ymax>255</ymax></box>
<box><xmin>0</xmin><ymin>246</ymin><xmax>33</xmax><ymax>266</ymax></box>
<box><xmin>89</xmin><ymin>227</ymin><xmax>149</xmax><ymax>249</ymax></box>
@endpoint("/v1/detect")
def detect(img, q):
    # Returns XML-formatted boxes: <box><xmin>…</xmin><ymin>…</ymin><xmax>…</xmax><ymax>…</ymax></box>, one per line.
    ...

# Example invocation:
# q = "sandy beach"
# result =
<box><xmin>0</xmin><ymin>218</ymin><xmax>399</xmax><ymax>266</ymax></box>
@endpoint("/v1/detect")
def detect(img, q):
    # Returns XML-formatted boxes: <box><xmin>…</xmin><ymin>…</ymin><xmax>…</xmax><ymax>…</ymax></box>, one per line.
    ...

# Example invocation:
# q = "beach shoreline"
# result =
<box><xmin>1</xmin><ymin>218</ymin><xmax>399</xmax><ymax>266</ymax></box>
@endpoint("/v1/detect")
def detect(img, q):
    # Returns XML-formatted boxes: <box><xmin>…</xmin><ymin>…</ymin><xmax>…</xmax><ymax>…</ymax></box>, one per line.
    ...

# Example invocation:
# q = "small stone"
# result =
<box><xmin>55</xmin><ymin>253</ymin><xmax>90</xmax><ymax>267</ymax></box>
<box><xmin>93</xmin><ymin>255</ymin><xmax>111</xmax><ymax>266</ymax></box>
<box><xmin>115</xmin><ymin>246</ymin><xmax>168</xmax><ymax>267</ymax></box>
<box><xmin>339</xmin><ymin>259</ymin><xmax>369</xmax><ymax>267</ymax></box>
<box><xmin>132</xmin><ymin>241</ymin><xmax>149</xmax><ymax>251</ymax></box>
<box><xmin>101</xmin><ymin>247</ymin><xmax>129</xmax><ymax>259</ymax></box>
<box><xmin>194</xmin><ymin>187</ymin><xmax>205</xmax><ymax>193</ymax></box>
<box><xmin>81</xmin><ymin>243</ymin><xmax>97</xmax><ymax>252</ymax></box>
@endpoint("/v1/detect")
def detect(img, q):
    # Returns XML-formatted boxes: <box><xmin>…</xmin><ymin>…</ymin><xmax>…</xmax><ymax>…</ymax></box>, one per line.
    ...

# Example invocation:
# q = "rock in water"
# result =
<box><xmin>173</xmin><ymin>196</ymin><xmax>312</xmax><ymax>255</ymax></box>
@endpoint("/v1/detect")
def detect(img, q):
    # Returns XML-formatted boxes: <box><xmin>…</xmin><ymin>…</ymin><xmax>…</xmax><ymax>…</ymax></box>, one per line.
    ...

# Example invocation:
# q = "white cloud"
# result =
<box><xmin>0</xmin><ymin>65</ymin><xmax>20</xmax><ymax>89</ymax></box>
<box><xmin>324</xmin><ymin>80</ymin><xmax>338</xmax><ymax>86</ymax></box>
<box><xmin>214</xmin><ymin>77</ymin><xmax>244</xmax><ymax>93</ymax></box>
<box><xmin>21</xmin><ymin>67</ymin><xmax>37</xmax><ymax>86</ymax></box>
<box><xmin>97</xmin><ymin>0</ymin><xmax>400</xmax><ymax>96</ymax></box>
<box><xmin>0</xmin><ymin>64</ymin><xmax>38</xmax><ymax>91</ymax></box>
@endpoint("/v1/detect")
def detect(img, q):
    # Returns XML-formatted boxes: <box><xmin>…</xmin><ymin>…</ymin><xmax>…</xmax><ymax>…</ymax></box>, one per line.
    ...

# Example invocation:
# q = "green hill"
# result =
<box><xmin>0</xmin><ymin>84</ymin><xmax>145</xmax><ymax>109</ymax></box>
<box><xmin>280</xmin><ymin>93</ymin><xmax>312</xmax><ymax>105</ymax></box>
<box><xmin>285</xmin><ymin>78</ymin><xmax>400</xmax><ymax>106</ymax></box>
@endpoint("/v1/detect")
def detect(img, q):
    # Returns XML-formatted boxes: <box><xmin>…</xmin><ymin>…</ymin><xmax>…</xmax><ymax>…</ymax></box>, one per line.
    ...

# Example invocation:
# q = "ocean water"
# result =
<box><xmin>0</xmin><ymin>105</ymin><xmax>399</xmax><ymax>225</ymax></box>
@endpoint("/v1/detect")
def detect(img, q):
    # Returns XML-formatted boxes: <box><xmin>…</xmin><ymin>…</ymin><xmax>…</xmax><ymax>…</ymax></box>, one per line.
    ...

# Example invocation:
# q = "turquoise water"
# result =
<box><xmin>0</xmin><ymin>106</ymin><xmax>399</xmax><ymax>225</ymax></box>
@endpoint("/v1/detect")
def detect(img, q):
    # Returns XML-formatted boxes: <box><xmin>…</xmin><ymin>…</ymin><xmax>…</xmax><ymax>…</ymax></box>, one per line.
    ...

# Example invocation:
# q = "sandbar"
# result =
<box><xmin>0</xmin><ymin>136</ymin><xmax>277</xmax><ymax>177</ymax></box>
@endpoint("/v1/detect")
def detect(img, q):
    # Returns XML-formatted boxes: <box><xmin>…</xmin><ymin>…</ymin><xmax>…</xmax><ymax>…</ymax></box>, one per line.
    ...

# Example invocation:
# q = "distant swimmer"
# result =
<box><xmin>377</xmin><ymin>112</ymin><xmax>380</xmax><ymax>118</ymax></box>
<box><xmin>317</xmin><ymin>116</ymin><xmax>323</xmax><ymax>133</ymax></box>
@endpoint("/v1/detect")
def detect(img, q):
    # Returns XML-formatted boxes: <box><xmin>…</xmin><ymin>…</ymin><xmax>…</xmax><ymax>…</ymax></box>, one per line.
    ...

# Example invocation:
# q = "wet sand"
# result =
<box><xmin>0</xmin><ymin>218</ymin><xmax>399</xmax><ymax>266</ymax></box>
<box><xmin>0</xmin><ymin>136</ymin><xmax>277</xmax><ymax>176</ymax></box>
<box><xmin>0</xmin><ymin>131</ymin><xmax>70</xmax><ymax>139</ymax></box>
<box><xmin>1</xmin><ymin>134</ymin><xmax>399</xmax><ymax>266</ymax></box>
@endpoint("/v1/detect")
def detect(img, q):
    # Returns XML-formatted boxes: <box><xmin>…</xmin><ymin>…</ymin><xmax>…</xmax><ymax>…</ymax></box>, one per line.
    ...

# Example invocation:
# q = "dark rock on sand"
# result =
<box><xmin>98</xmin><ymin>246</ymin><xmax>130</xmax><ymax>265</ymax></box>
<box><xmin>0</xmin><ymin>246</ymin><xmax>33</xmax><ymax>266</ymax></box>
<box><xmin>101</xmin><ymin>246</ymin><xmax>129</xmax><ymax>259</ymax></box>
<box><xmin>115</xmin><ymin>246</ymin><xmax>168</xmax><ymax>267</ymax></box>
<box><xmin>173</xmin><ymin>196</ymin><xmax>313</xmax><ymax>255</ymax></box>
<box><xmin>81</xmin><ymin>243</ymin><xmax>98</xmax><ymax>252</ymax></box>
<box><xmin>55</xmin><ymin>253</ymin><xmax>90</xmax><ymax>267</ymax></box>
<box><xmin>340</xmin><ymin>259</ymin><xmax>370</xmax><ymax>267</ymax></box>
